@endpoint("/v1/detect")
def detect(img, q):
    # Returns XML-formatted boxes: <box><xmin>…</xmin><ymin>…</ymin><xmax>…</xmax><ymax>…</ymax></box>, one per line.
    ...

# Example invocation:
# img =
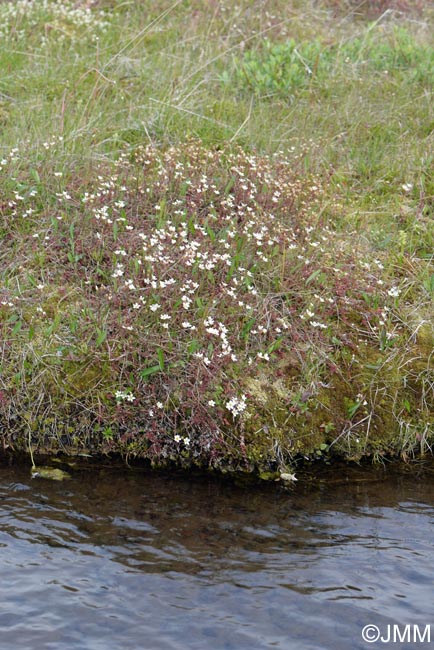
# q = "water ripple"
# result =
<box><xmin>1</xmin><ymin>463</ymin><xmax>434</xmax><ymax>649</ymax></box>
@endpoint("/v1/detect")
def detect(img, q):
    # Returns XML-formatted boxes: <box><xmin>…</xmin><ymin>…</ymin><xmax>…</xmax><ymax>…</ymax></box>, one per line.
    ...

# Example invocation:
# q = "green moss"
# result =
<box><xmin>61</xmin><ymin>359</ymin><xmax>113</xmax><ymax>397</ymax></box>
<box><xmin>229</xmin><ymin>327</ymin><xmax>432</xmax><ymax>471</ymax></box>
<box><xmin>416</xmin><ymin>322</ymin><xmax>434</xmax><ymax>356</ymax></box>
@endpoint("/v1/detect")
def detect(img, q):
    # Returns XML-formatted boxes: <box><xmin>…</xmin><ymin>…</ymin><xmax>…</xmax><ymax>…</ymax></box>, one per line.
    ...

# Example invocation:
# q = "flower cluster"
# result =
<box><xmin>0</xmin><ymin>0</ymin><xmax>110</xmax><ymax>43</ymax></box>
<box><xmin>115</xmin><ymin>391</ymin><xmax>136</xmax><ymax>403</ymax></box>
<box><xmin>226</xmin><ymin>395</ymin><xmax>247</xmax><ymax>418</ymax></box>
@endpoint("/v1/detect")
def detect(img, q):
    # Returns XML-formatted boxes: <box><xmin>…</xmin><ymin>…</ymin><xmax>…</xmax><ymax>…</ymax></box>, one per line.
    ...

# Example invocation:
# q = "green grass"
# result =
<box><xmin>231</xmin><ymin>27</ymin><xmax>434</xmax><ymax>102</ymax></box>
<box><xmin>0</xmin><ymin>0</ymin><xmax>433</xmax><ymax>477</ymax></box>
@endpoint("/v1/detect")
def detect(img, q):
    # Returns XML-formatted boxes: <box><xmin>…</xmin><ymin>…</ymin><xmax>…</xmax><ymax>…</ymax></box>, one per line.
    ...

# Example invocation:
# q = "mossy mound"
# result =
<box><xmin>0</xmin><ymin>142</ymin><xmax>432</xmax><ymax>475</ymax></box>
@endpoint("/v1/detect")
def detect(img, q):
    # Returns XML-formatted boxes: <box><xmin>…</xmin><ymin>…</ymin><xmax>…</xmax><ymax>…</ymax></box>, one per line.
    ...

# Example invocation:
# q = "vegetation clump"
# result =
<box><xmin>1</xmin><ymin>142</ymin><xmax>432</xmax><ymax>472</ymax></box>
<box><xmin>232</xmin><ymin>27</ymin><xmax>434</xmax><ymax>100</ymax></box>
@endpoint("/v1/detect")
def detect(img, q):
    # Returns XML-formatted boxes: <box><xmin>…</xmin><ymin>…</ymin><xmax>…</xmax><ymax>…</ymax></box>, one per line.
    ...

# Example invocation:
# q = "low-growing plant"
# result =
<box><xmin>0</xmin><ymin>140</ymin><xmax>432</xmax><ymax>472</ymax></box>
<box><xmin>231</xmin><ymin>26</ymin><xmax>434</xmax><ymax>100</ymax></box>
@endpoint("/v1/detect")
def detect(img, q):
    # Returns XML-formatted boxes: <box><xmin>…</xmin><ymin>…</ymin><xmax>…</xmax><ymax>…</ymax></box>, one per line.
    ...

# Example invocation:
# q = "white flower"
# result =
<box><xmin>208</xmin><ymin>400</ymin><xmax>216</xmax><ymax>407</ymax></box>
<box><xmin>111</xmin><ymin>264</ymin><xmax>124</xmax><ymax>278</ymax></box>
<box><xmin>310</xmin><ymin>321</ymin><xmax>327</xmax><ymax>329</ymax></box>
<box><xmin>226</xmin><ymin>395</ymin><xmax>247</xmax><ymax>417</ymax></box>
<box><xmin>115</xmin><ymin>390</ymin><xmax>135</xmax><ymax>402</ymax></box>
<box><xmin>387</xmin><ymin>286</ymin><xmax>401</xmax><ymax>298</ymax></box>
<box><xmin>174</xmin><ymin>434</ymin><xmax>182</xmax><ymax>443</ymax></box>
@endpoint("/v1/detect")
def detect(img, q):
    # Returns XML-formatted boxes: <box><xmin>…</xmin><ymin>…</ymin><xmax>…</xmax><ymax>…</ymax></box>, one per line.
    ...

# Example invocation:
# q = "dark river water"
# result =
<box><xmin>1</xmin><ymin>460</ymin><xmax>434</xmax><ymax>650</ymax></box>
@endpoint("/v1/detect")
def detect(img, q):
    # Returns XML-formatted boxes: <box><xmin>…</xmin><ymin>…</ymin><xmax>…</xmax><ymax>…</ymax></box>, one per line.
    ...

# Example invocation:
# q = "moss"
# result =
<box><xmin>415</xmin><ymin>322</ymin><xmax>434</xmax><ymax>356</ymax></box>
<box><xmin>61</xmin><ymin>358</ymin><xmax>113</xmax><ymax>397</ymax></box>
<box><xmin>229</xmin><ymin>328</ymin><xmax>432</xmax><ymax>471</ymax></box>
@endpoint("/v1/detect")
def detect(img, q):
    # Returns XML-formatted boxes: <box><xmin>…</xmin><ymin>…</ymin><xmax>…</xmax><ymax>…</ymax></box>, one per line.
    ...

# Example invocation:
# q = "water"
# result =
<box><xmin>1</xmin><ymin>460</ymin><xmax>434</xmax><ymax>650</ymax></box>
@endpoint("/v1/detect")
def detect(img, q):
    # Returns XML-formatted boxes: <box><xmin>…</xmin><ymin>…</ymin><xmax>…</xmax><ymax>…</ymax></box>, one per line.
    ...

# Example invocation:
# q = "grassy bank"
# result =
<box><xmin>0</xmin><ymin>0</ymin><xmax>433</xmax><ymax>478</ymax></box>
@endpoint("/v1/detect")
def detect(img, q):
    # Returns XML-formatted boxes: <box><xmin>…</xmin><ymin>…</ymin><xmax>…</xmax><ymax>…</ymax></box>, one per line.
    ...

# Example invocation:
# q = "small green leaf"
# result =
<box><xmin>30</xmin><ymin>168</ymin><xmax>41</xmax><ymax>184</ymax></box>
<box><xmin>224</xmin><ymin>177</ymin><xmax>235</xmax><ymax>195</ymax></box>
<box><xmin>346</xmin><ymin>400</ymin><xmax>361</xmax><ymax>419</ymax></box>
<box><xmin>305</xmin><ymin>269</ymin><xmax>322</xmax><ymax>285</ymax></box>
<box><xmin>157</xmin><ymin>348</ymin><xmax>165</xmax><ymax>371</ymax></box>
<box><xmin>12</xmin><ymin>320</ymin><xmax>22</xmax><ymax>335</ymax></box>
<box><xmin>187</xmin><ymin>339</ymin><xmax>199</xmax><ymax>355</ymax></box>
<box><xmin>140</xmin><ymin>365</ymin><xmax>160</xmax><ymax>379</ymax></box>
<box><xmin>242</xmin><ymin>317</ymin><xmax>256</xmax><ymax>340</ymax></box>
<box><xmin>102</xmin><ymin>426</ymin><xmax>114</xmax><ymax>440</ymax></box>
<box><xmin>267</xmin><ymin>337</ymin><xmax>283</xmax><ymax>354</ymax></box>
<box><xmin>95</xmin><ymin>328</ymin><xmax>107</xmax><ymax>347</ymax></box>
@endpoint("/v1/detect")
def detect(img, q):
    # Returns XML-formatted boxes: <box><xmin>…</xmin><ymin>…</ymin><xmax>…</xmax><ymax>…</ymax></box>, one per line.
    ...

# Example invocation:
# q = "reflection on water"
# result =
<box><xmin>1</xmin><ymin>461</ymin><xmax>434</xmax><ymax>649</ymax></box>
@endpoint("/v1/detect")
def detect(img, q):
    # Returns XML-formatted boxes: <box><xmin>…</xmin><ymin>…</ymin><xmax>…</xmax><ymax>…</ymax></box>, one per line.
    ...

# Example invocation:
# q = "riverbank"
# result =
<box><xmin>0</xmin><ymin>1</ymin><xmax>432</xmax><ymax>478</ymax></box>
